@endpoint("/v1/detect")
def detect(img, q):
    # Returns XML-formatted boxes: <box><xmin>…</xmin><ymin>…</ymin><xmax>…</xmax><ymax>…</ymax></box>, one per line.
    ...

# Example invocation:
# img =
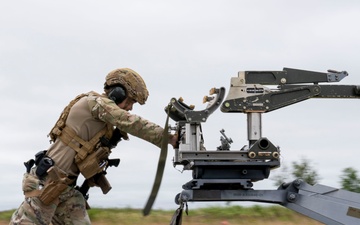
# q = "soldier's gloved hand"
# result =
<box><xmin>169</xmin><ymin>133</ymin><xmax>179</xmax><ymax>149</ymax></box>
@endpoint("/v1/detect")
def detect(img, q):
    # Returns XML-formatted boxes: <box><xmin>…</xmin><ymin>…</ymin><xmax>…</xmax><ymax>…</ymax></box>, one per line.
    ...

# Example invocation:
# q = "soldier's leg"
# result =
<box><xmin>10</xmin><ymin>173</ymin><xmax>57</xmax><ymax>225</ymax></box>
<box><xmin>51</xmin><ymin>187</ymin><xmax>91</xmax><ymax>225</ymax></box>
<box><xmin>9</xmin><ymin>197</ymin><xmax>57</xmax><ymax>225</ymax></box>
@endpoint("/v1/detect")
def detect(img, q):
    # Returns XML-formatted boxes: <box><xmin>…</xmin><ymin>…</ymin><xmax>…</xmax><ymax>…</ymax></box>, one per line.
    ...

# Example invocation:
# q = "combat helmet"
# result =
<box><xmin>104</xmin><ymin>68</ymin><xmax>149</xmax><ymax>105</ymax></box>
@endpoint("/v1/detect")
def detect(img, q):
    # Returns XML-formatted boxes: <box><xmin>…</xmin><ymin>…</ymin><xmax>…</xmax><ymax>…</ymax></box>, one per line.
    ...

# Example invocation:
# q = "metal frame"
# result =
<box><xmin>167</xmin><ymin>68</ymin><xmax>360</xmax><ymax>225</ymax></box>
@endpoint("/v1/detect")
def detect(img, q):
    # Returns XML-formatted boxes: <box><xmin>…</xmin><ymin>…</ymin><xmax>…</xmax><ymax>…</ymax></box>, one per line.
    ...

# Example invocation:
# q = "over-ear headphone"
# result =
<box><xmin>108</xmin><ymin>86</ymin><xmax>126</xmax><ymax>104</ymax></box>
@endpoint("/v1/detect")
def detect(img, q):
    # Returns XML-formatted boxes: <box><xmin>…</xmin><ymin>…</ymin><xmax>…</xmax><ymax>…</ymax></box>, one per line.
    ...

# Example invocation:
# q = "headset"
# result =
<box><xmin>108</xmin><ymin>85</ymin><xmax>127</xmax><ymax>104</ymax></box>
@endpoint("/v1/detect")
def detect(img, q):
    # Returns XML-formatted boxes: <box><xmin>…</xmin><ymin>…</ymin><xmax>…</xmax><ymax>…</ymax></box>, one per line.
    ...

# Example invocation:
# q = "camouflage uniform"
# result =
<box><xmin>10</xmin><ymin>69</ymin><xmax>168</xmax><ymax>225</ymax></box>
<box><xmin>10</xmin><ymin>171</ymin><xmax>90</xmax><ymax>225</ymax></box>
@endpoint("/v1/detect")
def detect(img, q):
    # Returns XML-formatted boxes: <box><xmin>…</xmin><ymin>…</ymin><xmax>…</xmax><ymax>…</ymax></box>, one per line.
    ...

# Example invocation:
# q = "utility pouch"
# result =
<box><xmin>38</xmin><ymin>166</ymin><xmax>70</xmax><ymax>205</ymax></box>
<box><xmin>35</xmin><ymin>150</ymin><xmax>47</xmax><ymax>166</ymax></box>
<box><xmin>76</xmin><ymin>147</ymin><xmax>111</xmax><ymax>179</ymax></box>
<box><xmin>95</xmin><ymin>173</ymin><xmax>112</xmax><ymax>194</ymax></box>
<box><xmin>35</xmin><ymin>156</ymin><xmax>54</xmax><ymax>178</ymax></box>
<box><xmin>39</xmin><ymin>181</ymin><xmax>68</xmax><ymax>205</ymax></box>
<box><xmin>23</xmin><ymin>150</ymin><xmax>47</xmax><ymax>174</ymax></box>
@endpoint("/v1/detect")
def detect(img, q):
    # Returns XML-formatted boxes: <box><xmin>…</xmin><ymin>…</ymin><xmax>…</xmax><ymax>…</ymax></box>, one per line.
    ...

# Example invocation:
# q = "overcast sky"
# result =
<box><xmin>1</xmin><ymin>0</ymin><xmax>360</xmax><ymax>212</ymax></box>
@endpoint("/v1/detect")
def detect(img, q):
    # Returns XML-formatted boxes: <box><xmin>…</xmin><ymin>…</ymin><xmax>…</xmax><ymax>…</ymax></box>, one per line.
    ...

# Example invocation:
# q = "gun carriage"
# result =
<box><xmin>145</xmin><ymin>68</ymin><xmax>360</xmax><ymax>225</ymax></box>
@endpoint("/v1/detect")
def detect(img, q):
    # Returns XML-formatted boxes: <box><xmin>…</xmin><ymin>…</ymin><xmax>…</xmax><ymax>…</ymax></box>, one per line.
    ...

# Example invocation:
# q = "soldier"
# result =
<box><xmin>10</xmin><ymin>68</ymin><xmax>178</xmax><ymax>225</ymax></box>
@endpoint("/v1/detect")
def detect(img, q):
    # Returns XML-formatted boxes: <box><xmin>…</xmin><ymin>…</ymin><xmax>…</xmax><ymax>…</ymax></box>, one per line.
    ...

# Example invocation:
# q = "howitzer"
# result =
<box><xmin>144</xmin><ymin>68</ymin><xmax>360</xmax><ymax>225</ymax></box>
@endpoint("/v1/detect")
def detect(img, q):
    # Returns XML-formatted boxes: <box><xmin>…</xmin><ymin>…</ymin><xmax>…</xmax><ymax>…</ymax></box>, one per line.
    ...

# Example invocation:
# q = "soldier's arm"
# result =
<box><xmin>89</xmin><ymin>95</ymin><xmax>165</xmax><ymax>148</ymax></box>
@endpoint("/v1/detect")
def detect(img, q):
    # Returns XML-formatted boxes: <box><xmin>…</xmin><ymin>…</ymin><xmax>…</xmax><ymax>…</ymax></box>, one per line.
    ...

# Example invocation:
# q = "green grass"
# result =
<box><xmin>0</xmin><ymin>210</ymin><xmax>14</xmax><ymax>221</ymax></box>
<box><xmin>0</xmin><ymin>205</ymin><xmax>320</xmax><ymax>225</ymax></box>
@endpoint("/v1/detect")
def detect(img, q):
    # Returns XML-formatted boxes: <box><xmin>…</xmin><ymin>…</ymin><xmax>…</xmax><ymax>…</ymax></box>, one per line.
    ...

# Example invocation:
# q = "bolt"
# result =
<box><xmin>272</xmin><ymin>152</ymin><xmax>279</xmax><ymax>158</ymax></box>
<box><xmin>293</xmin><ymin>179</ymin><xmax>302</xmax><ymax>187</ymax></box>
<box><xmin>248</xmin><ymin>152</ymin><xmax>256</xmax><ymax>158</ymax></box>
<box><xmin>288</xmin><ymin>193</ymin><xmax>297</xmax><ymax>202</ymax></box>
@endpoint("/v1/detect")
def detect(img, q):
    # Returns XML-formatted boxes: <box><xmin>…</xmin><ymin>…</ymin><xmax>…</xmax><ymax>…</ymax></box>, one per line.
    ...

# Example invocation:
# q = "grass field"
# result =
<box><xmin>0</xmin><ymin>205</ymin><xmax>323</xmax><ymax>225</ymax></box>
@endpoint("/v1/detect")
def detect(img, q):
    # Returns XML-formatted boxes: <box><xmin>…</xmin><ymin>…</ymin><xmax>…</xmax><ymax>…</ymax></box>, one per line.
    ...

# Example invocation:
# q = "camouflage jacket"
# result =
<box><xmin>47</xmin><ymin>91</ymin><xmax>165</xmax><ymax>177</ymax></box>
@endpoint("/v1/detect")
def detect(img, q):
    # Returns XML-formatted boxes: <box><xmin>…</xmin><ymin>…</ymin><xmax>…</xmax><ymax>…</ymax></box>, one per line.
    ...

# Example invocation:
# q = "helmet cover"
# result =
<box><xmin>105</xmin><ymin>68</ymin><xmax>149</xmax><ymax>105</ymax></box>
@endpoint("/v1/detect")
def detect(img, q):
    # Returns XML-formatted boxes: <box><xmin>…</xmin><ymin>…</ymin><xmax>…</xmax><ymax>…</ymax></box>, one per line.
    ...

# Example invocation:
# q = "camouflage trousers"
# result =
<box><xmin>9</xmin><ymin>173</ymin><xmax>90</xmax><ymax>225</ymax></box>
